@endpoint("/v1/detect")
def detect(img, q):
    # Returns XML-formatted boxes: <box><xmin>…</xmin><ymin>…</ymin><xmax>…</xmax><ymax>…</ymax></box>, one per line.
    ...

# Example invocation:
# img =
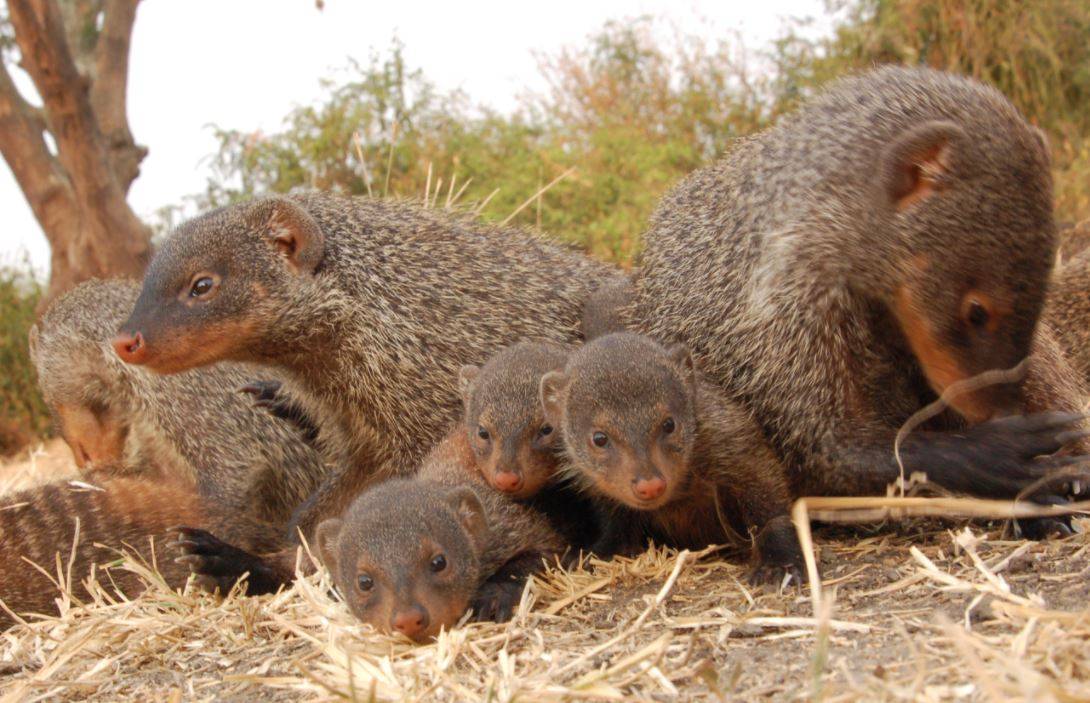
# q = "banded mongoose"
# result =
<box><xmin>30</xmin><ymin>279</ymin><xmax>329</xmax><ymax>536</ymax></box>
<box><xmin>541</xmin><ymin>332</ymin><xmax>803</xmax><ymax>580</ymax></box>
<box><xmin>1044</xmin><ymin>247</ymin><xmax>1090</xmax><ymax>388</ymax></box>
<box><xmin>580</xmin><ymin>276</ymin><xmax>636</xmax><ymax>340</ymax></box>
<box><xmin>630</xmin><ymin>66</ymin><xmax>1089</xmax><ymax>506</ymax></box>
<box><xmin>112</xmin><ymin>194</ymin><xmax>615</xmax><ymax>536</ymax></box>
<box><xmin>176</xmin><ymin>430</ymin><xmax>568</xmax><ymax>638</ymax></box>
<box><xmin>0</xmin><ymin>476</ymin><xmax>206</xmax><ymax>626</ymax></box>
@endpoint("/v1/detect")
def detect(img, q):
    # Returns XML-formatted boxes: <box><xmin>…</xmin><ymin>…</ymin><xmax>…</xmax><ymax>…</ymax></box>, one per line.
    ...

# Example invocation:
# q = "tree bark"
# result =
<box><xmin>3</xmin><ymin>0</ymin><xmax>150</xmax><ymax>309</ymax></box>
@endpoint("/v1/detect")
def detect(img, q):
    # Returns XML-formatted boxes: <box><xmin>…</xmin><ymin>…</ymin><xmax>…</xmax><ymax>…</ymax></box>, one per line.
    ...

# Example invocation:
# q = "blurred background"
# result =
<box><xmin>1</xmin><ymin>0</ymin><xmax>1089</xmax><ymax>455</ymax></box>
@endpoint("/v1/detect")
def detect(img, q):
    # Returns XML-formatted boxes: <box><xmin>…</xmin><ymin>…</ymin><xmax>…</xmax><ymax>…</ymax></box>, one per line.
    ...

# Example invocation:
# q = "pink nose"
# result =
<box><xmin>112</xmin><ymin>331</ymin><xmax>147</xmax><ymax>364</ymax></box>
<box><xmin>391</xmin><ymin>606</ymin><xmax>429</xmax><ymax>639</ymax></box>
<box><xmin>633</xmin><ymin>476</ymin><xmax>667</xmax><ymax>501</ymax></box>
<box><xmin>492</xmin><ymin>471</ymin><xmax>523</xmax><ymax>493</ymax></box>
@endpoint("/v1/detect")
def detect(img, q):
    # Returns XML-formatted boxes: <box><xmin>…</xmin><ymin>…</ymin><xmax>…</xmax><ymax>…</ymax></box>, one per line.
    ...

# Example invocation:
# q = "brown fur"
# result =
<box><xmin>113</xmin><ymin>194</ymin><xmax>615</xmax><ymax>538</ymax></box>
<box><xmin>630</xmin><ymin>66</ymin><xmax>1087</xmax><ymax>503</ymax></box>
<box><xmin>541</xmin><ymin>333</ymin><xmax>802</xmax><ymax>578</ymax></box>
<box><xmin>1044</xmin><ymin>248</ymin><xmax>1090</xmax><ymax>392</ymax></box>
<box><xmin>0</xmin><ymin>476</ymin><xmax>205</xmax><ymax>626</ymax></box>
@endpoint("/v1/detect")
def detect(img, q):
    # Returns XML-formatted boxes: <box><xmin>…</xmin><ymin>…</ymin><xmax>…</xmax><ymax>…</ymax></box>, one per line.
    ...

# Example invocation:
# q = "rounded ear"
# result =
<box><xmin>539</xmin><ymin>370</ymin><xmax>569</xmax><ymax>425</ymax></box>
<box><xmin>315</xmin><ymin>518</ymin><xmax>344</xmax><ymax>575</ymax></box>
<box><xmin>457</xmin><ymin>365</ymin><xmax>480</xmax><ymax>404</ymax></box>
<box><xmin>880</xmin><ymin>120</ymin><xmax>966</xmax><ymax>211</ymax></box>
<box><xmin>444</xmin><ymin>486</ymin><xmax>489</xmax><ymax>548</ymax></box>
<box><xmin>27</xmin><ymin>324</ymin><xmax>39</xmax><ymax>365</ymax></box>
<box><xmin>667</xmin><ymin>343</ymin><xmax>696</xmax><ymax>387</ymax></box>
<box><xmin>251</xmin><ymin>197</ymin><xmax>325</xmax><ymax>274</ymax></box>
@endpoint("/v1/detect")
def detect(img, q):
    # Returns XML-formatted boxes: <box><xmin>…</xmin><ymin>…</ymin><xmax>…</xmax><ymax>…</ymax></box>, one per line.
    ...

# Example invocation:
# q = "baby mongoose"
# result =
<box><xmin>541</xmin><ymin>332</ymin><xmax>803</xmax><ymax>580</ymax></box>
<box><xmin>0</xmin><ymin>476</ymin><xmax>205</xmax><ymax>626</ymax></box>
<box><xmin>631</xmin><ymin>66</ymin><xmax>1089</xmax><ymax>511</ymax></box>
<box><xmin>112</xmin><ymin>193</ymin><xmax>615</xmax><ymax>536</ymax></box>
<box><xmin>30</xmin><ymin>279</ymin><xmax>329</xmax><ymax>538</ymax></box>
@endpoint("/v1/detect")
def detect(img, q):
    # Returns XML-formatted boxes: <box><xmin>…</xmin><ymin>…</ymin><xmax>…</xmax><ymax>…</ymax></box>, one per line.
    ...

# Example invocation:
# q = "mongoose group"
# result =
<box><xmin>5</xmin><ymin>65</ymin><xmax>1089</xmax><ymax>639</ymax></box>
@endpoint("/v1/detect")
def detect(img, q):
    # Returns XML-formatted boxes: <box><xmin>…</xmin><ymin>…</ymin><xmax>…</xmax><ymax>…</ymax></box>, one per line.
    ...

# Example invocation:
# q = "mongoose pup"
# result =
<box><xmin>541</xmin><ymin>332</ymin><xmax>803</xmax><ymax>580</ymax></box>
<box><xmin>0</xmin><ymin>476</ymin><xmax>205</xmax><ymax>626</ymax></box>
<box><xmin>317</xmin><ymin>464</ymin><xmax>567</xmax><ymax>641</ymax></box>
<box><xmin>112</xmin><ymin>194</ymin><xmax>614</xmax><ymax>535</ymax></box>
<box><xmin>176</xmin><ymin>433</ymin><xmax>568</xmax><ymax>639</ymax></box>
<box><xmin>580</xmin><ymin>276</ymin><xmax>635</xmax><ymax>340</ymax></box>
<box><xmin>631</xmin><ymin>66</ymin><xmax>1089</xmax><ymax>505</ymax></box>
<box><xmin>30</xmin><ymin>279</ymin><xmax>329</xmax><ymax>534</ymax></box>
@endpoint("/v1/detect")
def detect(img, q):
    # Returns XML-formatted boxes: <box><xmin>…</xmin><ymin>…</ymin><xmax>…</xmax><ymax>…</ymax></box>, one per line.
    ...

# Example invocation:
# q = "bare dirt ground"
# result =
<box><xmin>0</xmin><ymin>442</ymin><xmax>1087</xmax><ymax>701</ymax></box>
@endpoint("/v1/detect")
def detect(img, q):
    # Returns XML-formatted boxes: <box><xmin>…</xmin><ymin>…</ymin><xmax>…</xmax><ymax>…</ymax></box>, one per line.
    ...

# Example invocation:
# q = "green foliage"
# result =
<box><xmin>0</xmin><ymin>265</ymin><xmax>48</xmax><ymax>454</ymax></box>
<box><xmin>200</xmin><ymin>24</ymin><xmax>770</xmax><ymax>264</ymax></box>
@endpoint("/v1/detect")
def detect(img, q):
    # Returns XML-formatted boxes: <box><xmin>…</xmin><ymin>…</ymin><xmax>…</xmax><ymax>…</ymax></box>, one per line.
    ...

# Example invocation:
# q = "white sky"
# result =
<box><xmin>0</xmin><ymin>0</ymin><xmax>826</xmax><ymax>274</ymax></box>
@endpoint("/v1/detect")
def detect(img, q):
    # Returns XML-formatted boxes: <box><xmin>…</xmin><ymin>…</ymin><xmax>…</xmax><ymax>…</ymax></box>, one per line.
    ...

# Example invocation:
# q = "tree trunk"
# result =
<box><xmin>3</xmin><ymin>0</ymin><xmax>151</xmax><ymax>310</ymax></box>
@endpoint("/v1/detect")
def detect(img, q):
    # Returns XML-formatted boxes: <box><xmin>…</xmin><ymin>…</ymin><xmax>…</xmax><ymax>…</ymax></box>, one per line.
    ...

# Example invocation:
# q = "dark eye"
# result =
<box><xmin>967</xmin><ymin>301</ymin><xmax>989</xmax><ymax>329</ymax></box>
<box><xmin>539</xmin><ymin>424</ymin><xmax>553</xmax><ymax>437</ymax></box>
<box><xmin>477</xmin><ymin>426</ymin><xmax>490</xmax><ymax>440</ymax></box>
<box><xmin>662</xmin><ymin>417</ymin><xmax>675</xmax><ymax>434</ymax></box>
<box><xmin>190</xmin><ymin>276</ymin><xmax>215</xmax><ymax>298</ymax></box>
<box><xmin>357</xmin><ymin>573</ymin><xmax>374</xmax><ymax>592</ymax></box>
<box><xmin>430</xmin><ymin>554</ymin><xmax>447</xmax><ymax>572</ymax></box>
<box><xmin>592</xmin><ymin>432</ymin><xmax>609</xmax><ymax>448</ymax></box>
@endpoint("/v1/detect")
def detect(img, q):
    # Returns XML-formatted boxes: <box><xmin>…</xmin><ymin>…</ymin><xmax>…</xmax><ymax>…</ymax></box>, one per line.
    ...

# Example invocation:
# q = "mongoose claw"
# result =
<box><xmin>470</xmin><ymin>577</ymin><xmax>524</xmax><ymax>623</ymax></box>
<box><xmin>239</xmin><ymin>379</ymin><xmax>283</xmax><ymax>408</ymax></box>
<box><xmin>747</xmin><ymin>561</ymin><xmax>803</xmax><ymax>589</ymax></box>
<box><xmin>171</xmin><ymin>526</ymin><xmax>282</xmax><ymax>596</ymax></box>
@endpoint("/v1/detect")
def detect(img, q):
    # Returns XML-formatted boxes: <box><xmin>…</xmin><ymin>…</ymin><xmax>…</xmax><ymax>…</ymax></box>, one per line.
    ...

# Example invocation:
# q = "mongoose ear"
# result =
<box><xmin>315</xmin><ymin>517</ymin><xmax>344</xmax><ymax>575</ymax></box>
<box><xmin>254</xmin><ymin>197</ymin><xmax>325</xmax><ymax>274</ymax></box>
<box><xmin>667</xmin><ymin>343</ymin><xmax>696</xmax><ymax>386</ymax></box>
<box><xmin>445</xmin><ymin>486</ymin><xmax>489</xmax><ymax>547</ymax></box>
<box><xmin>457</xmin><ymin>365</ymin><xmax>480</xmax><ymax>404</ymax></box>
<box><xmin>880</xmin><ymin>120</ymin><xmax>966</xmax><ymax>211</ymax></box>
<box><xmin>27</xmin><ymin>324</ymin><xmax>39</xmax><ymax>365</ymax></box>
<box><xmin>539</xmin><ymin>370</ymin><xmax>569</xmax><ymax>424</ymax></box>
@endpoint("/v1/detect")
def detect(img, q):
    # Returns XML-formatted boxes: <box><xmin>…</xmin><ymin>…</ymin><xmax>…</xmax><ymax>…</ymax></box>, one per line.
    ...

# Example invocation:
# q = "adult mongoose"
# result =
<box><xmin>112</xmin><ymin>194</ymin><xmax>615</xmax><ymax>536</ymax></box>
<box><xmin>630</xmin><ymin>66</ymin><xmax>1088</xmax><ymax>507</ymax></box>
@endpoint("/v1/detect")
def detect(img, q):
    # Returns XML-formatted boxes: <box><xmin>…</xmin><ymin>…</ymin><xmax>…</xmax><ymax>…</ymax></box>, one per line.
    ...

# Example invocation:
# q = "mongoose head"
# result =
<box><xmin>875</xmin><ymin>116</ymin><xmax>1055</xmax><ymax>422</ymax></box>
<box><xmin>31</xmin><ymin>280</ymin><xmax>142</xmax><ymax>469</ymax></box>
<box><xmin>459</xmin><ymin>341</ymin><xmax>568</xmax><ymax>499</ymax></box>
<box><xmin>113</xmin><ymin>196</ymin><xmax>326</xmax><ymax>373</ymax></box>
<box><xmin>317</xmin><ymin>479</ymin><xmax>487</xmax><ymax>642</ymax></box>
<box><xmin>541</xmin><ymin>333</ymin><xmax>697</xmax><ymax>510</ymax></box>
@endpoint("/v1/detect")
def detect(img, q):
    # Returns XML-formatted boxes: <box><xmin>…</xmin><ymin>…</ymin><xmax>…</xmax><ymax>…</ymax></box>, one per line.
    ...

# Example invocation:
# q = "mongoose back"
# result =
<box><xmin>541</xmin><ymin>332</ymin><xmax>803</xmax><ymax>579</ymax></box>
<box><xmin>580</xmin><ymin>277</ymin><xmax>635</xmax><ymax>340</ymax></box>
<box><xmin>0</xmin><ymin>476</ymin><xmax>204</xmax><ymax>626</ymax></box>
<box><xmin>31</xmin><ymin>279</ymin><xmax>329</xmax><ymax>530</ymax></box>
<box><xmin>112</xmin><ymin>195</ymin><xmax>614</xmax><ymax>533</ymax></box>
<box><xmin>631</xmin><ymin>66</ymin><xmax>1088</xmax><ymax>501</ymax></box>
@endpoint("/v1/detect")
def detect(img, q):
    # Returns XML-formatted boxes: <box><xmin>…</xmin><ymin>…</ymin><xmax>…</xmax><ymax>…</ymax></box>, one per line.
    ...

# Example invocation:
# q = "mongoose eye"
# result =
<box><xmin>662</xmin><ymin>417</ymin><xmax>676</xmax><ymax>434</ymax></box>
<box><xmin>966</xmin><ymin>300</ymin><xmax>990</xmax><ymax>329</ymax></box>
<box><xmin>591</xmin><ymin>431</ymin><xmax>609</xmax><ymax>448</ymax></box>
<box><xmin>430</xmin><ymin>554</ymin><xmax>447</xmax><ymax>572</ymax></box>
<box><xmin>477</xmin><ymin>426</ymin><xmax>490</xmax><ymax>441</ymax></box>
<box><xmin>539</xmin><ymin>424</ymin><xmax>553</xmax><ymax>437</ymax></box>
<box><xmin>357</xmin><ymin>573</ymin><xmax>374</xmax><ymax>592</ymax></box>
<box><xmin>189</xmin><ymin>276</ymin><xmax>215</xmax><ymax>298</ymax></box>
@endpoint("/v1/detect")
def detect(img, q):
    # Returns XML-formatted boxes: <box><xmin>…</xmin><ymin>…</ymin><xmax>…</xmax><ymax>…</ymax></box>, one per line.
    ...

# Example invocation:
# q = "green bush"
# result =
<box><xmin>0</xmin><ymin>264</ymin><xmax>48</xmax><ymax>455</ymax></box>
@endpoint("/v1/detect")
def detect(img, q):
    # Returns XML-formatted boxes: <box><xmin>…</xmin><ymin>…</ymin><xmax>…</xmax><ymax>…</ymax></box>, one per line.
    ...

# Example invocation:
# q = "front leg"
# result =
<box><xmin>589</xmin><ymin>504</ymin><xmax>648</xmax><ymax>558</ymax></box>
<box><xmin>470</xmin><ymin>552</ymin><xmax>551</xmax><ymax>623</ymax></box>
<box><xmin>172</xmin><ymin>527</ymin><xmax>297</xmax><ymax>595</ymax></box>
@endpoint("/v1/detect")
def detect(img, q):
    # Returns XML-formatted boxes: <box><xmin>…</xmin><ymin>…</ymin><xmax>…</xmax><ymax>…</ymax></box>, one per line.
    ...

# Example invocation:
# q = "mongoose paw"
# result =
<box><xmin>1016</xmin><ymin>494</ymin><xmax>1076</xmax><ymax>540</ymax></box>
<box><xmin>240</xmin><ymin>379</ymin><xmax>321</xmax><ymax>443</ymax></box>
<box><xmin>912</xmin><ymin>412</ymin><xmax>1090</xmax><ymax>498</ymax></box>
<box><xmin>171</xmin><ymin>527</ymin><xmax>283</xmax><ymax>596</ymax></box>
<box><xmin>470</xmin><ymin>577</ymin><xmax>525</xmax><ymax>623</ymax></box>
<box><xmin>750</xmin><ymin>516</ymin><xmax>807</xmax><ymax>589</ymax></box>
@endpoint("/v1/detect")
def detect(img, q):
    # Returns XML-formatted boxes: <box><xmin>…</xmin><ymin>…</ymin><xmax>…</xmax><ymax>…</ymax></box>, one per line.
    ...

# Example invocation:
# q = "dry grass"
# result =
<box><xmin>1</xmin><ymin>447</ymin><xmax>1089</xmax><ymax>701</ymax></box>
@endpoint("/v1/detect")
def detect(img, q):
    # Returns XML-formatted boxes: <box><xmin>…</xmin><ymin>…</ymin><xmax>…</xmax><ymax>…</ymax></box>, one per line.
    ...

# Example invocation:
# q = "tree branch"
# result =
<box><xmin>91</xmin><ymin>0</ymin><xmax>145</xmax><ymax>189</ymax></box>
<box><xmin>0</xmin><ymin>57</ymin><xmax>77</xmax><ymax>247</ymax></box>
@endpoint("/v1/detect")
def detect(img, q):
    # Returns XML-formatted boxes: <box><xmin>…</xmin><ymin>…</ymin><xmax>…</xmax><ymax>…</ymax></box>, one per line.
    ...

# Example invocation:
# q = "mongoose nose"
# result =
<box><xmin>112</xmin><ymin>331</ymin><xmax>147</xmax><ymax>364</ymax></box>
<box><xmin>633</xmin><ymin>476</ymin><xmax>667</xmax><ymax>501</ymax></box>
<box><xmin>391</xmin><ymin>606</ymin><xmax>430</xmax><ymax>639</ymax></box>
<box><xmin>492</xmin><ymin>470</ymin><xmax>523</xmax><ymax>493</ymax></box>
